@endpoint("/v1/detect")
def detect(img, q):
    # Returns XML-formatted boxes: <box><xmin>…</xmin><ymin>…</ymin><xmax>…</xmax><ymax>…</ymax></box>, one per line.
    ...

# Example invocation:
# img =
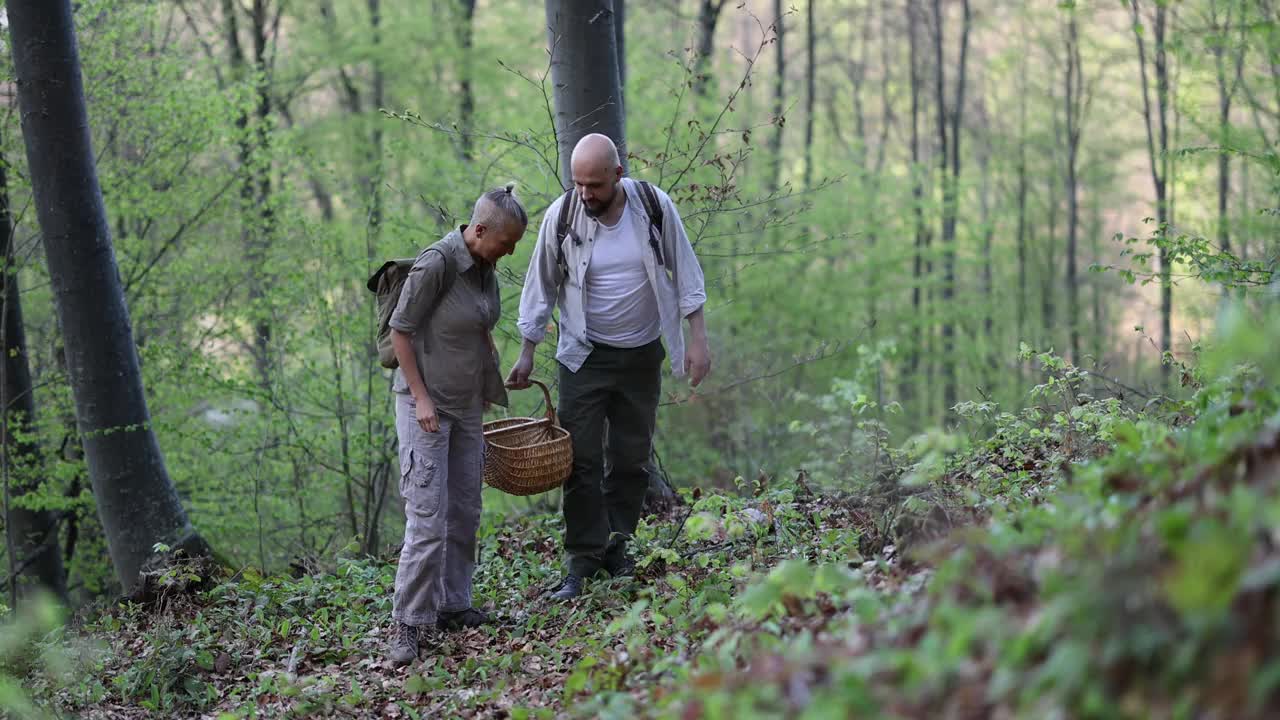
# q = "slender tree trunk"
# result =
<box><xmin>1130</xmin><ymin>0</ymin><xmax>1171</xmax><ymax>384</ymax></box>
<box><xmin>932</xmin><ymin>0</ymin><xmax>968</xmax><ymax>414</ymax></box>
<box><xmin>1015</xmin><ymin>48</ymin><xmax>1029</xmax><ymax>362</ymax></box>
<box><xmin>363</xmin><ymin>0</ymin><xmax>389</xmax><ymax>557</ymax></box>
<box><xmin>979</xmin><ymin>140</ymin><xmax>996</xmax><ymax>383</ymax></box>
<box><xmin>225</xmin><ymin>0</ymin><xmax>275</xmax><ymax>388</ymax></box>
<box><xmin>458</xmin><ymin>0</ymin><xmax>476</xmax><ymax>160</ymax></box>
<box><xmin>545</xmin><ymin>0</ymin><xmax>628</xmax><ymax>186</ymax></box>
<box><xmin>1064</xmin><ymin>9</ymin><xmax>1082</xmax><ymax>364</ymax></box>
<box><xmin>803</xmin><ymin>0</ymin><xmax>817</xmax><ymax>190</ymax></box>
<box><xmin>0</xmin><ymin>148</ymin><xmax>67</xmax><ymax>605</ymax></box>
<box><xmin>614</xmin><ymin>0</ymin><xmax>626</xmax><ymax>120</ymax></box>
<box><xmin>769</xmin><ymin>0</ymin><xmax>786</xmax><ymax>193</ymax></box>
<box><xmin>1212</xmin><ymin>0</ymin><xmax>1241</xmax><ymax>265</ymax></box>
<box><xmin>692</xmin><ymin>0</ymin><xmax>727</xmax><ymax>97</ymax></box>
<box><xmin>903</xmin><ymin>0</ymin><xmax>928</xmax><ymax>409</ymax></box>
<box><xmin>1090</xmin><ymin>201</ymin><xmax>1105</xmax><ymax>363</ymax></box>
<box><xmin>7</xmin><ymin>0</ymin><xmax>211</xmax><ymax>592</ymax></box>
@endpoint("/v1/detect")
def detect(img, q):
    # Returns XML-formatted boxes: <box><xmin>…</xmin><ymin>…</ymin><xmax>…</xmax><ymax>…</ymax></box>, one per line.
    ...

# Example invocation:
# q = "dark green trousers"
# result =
<box><xmin>558</xmin><ymin>339</ymin><xmax>664</xmax><ymax>576</ymax></box>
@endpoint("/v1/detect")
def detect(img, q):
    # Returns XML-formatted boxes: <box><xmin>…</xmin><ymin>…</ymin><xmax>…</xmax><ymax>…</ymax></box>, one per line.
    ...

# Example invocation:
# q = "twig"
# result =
<box><xmin>285</xmin><ymin>637</ymin><xmax>306</xmax><ymax>680</ymax></box>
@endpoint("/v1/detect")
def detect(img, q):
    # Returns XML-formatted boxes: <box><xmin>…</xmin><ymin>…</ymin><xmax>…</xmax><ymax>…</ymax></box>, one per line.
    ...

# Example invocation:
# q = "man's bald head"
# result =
<box><xmin>570</xmin><ymin>133</ymin><xmax>621</xmax><ymax>174</ymax></box>
<box><xmin>569</xmin><ymin>133</ymin><xmax>624</xmax><ymax>218</ymax></box>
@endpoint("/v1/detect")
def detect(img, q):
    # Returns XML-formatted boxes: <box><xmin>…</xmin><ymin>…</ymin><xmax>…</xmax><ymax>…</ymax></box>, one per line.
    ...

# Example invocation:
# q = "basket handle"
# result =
<box><xmin>528</xmin><ymin>379</ymin><xmax>557</xmax><ymax>426</ymax></box>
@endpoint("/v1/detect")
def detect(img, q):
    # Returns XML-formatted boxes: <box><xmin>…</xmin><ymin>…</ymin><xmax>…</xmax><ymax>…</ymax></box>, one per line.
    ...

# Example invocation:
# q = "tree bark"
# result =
<box><xmin>7</xmin><ymin>0</ymin><xmax>211</xmax><ymax>593</ymax></box>
<box><xmin>545</xmin><ymin>0</ymin><xmax>628</xmax><ymax>186</ymax></box>
<box><xmin>0</xmin><ymin>147</ymin><xmax>67</xmax><ymax>606</ymax></box>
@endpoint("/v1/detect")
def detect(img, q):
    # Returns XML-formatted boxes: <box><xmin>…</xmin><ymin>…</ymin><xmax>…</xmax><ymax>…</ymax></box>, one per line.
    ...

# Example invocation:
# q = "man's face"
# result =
<box><xmin>572</xmin><ymin>161</ymin><xmax>621</xmax><ymax>217</ymax></box>
<box><xmin>474</xmin><ymin>222</ymin><xmax>525</xmax><ymax>264</ymax></box>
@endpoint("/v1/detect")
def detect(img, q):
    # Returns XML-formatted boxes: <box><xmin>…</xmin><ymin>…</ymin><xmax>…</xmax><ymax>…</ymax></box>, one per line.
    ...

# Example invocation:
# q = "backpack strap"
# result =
<box><xmin>636</xmin><ymin>180</ymin><xmax>665</xmax><ymax>266</ymax></box>
<box><xmin>554</xmin><ymin>189</ymin><xmax>578</xmax><ymax>277</ymax></box>
<box><xmin>427</xmin><ymin>238</ymin><xmax>458</xmax><ymax>297</ymax></box>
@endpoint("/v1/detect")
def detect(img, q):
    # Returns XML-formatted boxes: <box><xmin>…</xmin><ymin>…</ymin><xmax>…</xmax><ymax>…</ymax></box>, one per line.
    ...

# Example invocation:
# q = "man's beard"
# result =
<box><xmin>582</xmin><ymin>186</ymin><xmax>616</xmax><ymax>218</ymax></box>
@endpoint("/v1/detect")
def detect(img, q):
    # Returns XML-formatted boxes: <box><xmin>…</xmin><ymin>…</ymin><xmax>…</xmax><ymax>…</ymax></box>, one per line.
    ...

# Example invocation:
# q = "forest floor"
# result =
<box><xmin>13</xmin><ymin>355</ymin><xmax>1280</xmax><ymax>719</ymax></box>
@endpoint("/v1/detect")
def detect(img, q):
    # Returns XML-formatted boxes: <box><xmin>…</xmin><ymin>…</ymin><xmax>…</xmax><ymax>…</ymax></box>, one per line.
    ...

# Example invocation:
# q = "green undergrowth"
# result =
<box><xmin>8</xmin><ymin>310</ymin><xmax>1280</xmax><ymax>719</ymax></box>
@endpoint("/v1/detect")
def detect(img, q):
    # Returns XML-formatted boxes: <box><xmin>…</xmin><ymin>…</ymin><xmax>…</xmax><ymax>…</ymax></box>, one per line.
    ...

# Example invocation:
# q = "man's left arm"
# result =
<box><xmin>659</xmin><ymin>190</ymin><xmax>711</xmax><ymax>387</ymax></box>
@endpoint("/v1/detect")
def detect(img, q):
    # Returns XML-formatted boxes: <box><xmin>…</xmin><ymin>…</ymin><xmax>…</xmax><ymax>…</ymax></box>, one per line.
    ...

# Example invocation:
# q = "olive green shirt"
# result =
<box><xmin>389</xmin><ymin>228</ymin><xmax>507</xmax><ymax>419</ymax></box>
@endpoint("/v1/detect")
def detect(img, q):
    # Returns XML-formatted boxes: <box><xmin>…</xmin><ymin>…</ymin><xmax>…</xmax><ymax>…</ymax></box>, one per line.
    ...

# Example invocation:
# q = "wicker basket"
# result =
<box><xmin>482</xmin><ymin>380</ymin><xmax>573</xmax><ymax>496</ymax></box>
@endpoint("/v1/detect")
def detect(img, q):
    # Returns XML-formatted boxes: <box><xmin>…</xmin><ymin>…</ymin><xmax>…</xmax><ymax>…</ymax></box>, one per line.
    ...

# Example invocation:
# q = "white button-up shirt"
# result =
<box><xmin>517</xmin><ymin>178</ymin><xmax>707</xmax><ymax>376</ymax></box>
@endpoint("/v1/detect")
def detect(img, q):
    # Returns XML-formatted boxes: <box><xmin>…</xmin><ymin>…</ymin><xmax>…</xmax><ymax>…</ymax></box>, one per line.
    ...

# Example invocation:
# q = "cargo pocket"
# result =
<box><xmin>399</xmin><ymin>447</ymin><xmax>442</xmax><ymax>517</ymax></box>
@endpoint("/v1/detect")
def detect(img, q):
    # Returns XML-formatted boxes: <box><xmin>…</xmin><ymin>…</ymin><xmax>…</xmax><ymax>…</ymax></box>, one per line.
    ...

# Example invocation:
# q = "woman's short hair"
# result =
<box><xmin>471</xmin><ymin>182</ymin><xmax>528</xmax><ymax>230</ymax></box>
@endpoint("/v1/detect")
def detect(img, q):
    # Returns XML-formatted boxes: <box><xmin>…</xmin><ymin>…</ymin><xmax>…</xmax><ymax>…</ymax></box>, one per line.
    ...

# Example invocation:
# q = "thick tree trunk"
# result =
<box><xmin>7</xmin><ymin>0</ymin><xmax>211</xmax><ymax>593</ymax></box>
<box><xmin>545</xmin><ymin>0</ymin><xmax>628</xmax><ymax>186</ymax></box>
<box><xmin>0</xmin><ymin>148</ymin><xmax>67</xmax><ymax>605</ymax></box>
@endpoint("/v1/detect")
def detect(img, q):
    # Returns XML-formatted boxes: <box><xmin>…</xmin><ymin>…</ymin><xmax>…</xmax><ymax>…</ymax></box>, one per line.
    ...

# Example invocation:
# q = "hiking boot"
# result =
<box><xmin>549</xmin><ymin>573</ymin><xmax>584</xmax><ymax>600</ymax></box>
<box><xmin>604</xmin><ymin>549</ymin><xmax>636</xmax><ymax>578</ymax></box>
<box><xmin>437</xmin><ymin>607</ymin><xmax>491</xmax><ymax>631</ymax></box>
<box><xmin>388</xmin><ymin>622</ymin><xmax>419</xmax><ymax>667</ymax></box>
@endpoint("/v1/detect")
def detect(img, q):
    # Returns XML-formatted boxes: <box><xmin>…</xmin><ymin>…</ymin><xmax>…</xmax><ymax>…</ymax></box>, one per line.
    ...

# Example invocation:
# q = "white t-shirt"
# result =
<box><xmin>584</xmin><ymin>203</ymin><xmax>662</xmax><ymax>348</ymax></box>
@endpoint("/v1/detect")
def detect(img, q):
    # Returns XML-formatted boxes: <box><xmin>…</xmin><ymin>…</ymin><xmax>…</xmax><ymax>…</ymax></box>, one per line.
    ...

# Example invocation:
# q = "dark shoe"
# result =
<box><xmin>437</xmin><ymin>607</ymin><xmax>491</xmax><ymax>631</ymax></box>
<box><xmin>604</xmin><ymin>549</ymin><xmax>636</xmax><ymax>578</ymax></box>
<box><xmin>387</xmin><ymin>622</ymin><xmax>419</xmax><ymax>667</ymax></box>
<box><xmin>549</xmin><ymin>573</ymin><xmax>584</xmax><ymax>600</ymax></box>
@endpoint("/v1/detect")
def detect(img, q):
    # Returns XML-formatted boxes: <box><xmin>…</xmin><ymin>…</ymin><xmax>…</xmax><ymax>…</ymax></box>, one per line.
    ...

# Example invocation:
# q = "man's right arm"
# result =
<box><xmin>509</xmin><ymin>202</ymin><xmax>565</xmax><ymax>389</ymax></box>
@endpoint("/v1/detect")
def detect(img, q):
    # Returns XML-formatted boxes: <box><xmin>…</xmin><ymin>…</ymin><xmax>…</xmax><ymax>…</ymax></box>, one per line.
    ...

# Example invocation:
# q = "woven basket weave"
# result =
<box><xmin>482</xmin><ymin>380</ymin><xmax>572</xmax><ymax>496</ymax></box>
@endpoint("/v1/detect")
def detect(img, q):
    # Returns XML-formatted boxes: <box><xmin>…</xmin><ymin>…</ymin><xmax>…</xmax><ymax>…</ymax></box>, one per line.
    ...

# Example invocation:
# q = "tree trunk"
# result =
<box><xmin>458</xmin><ymin>0</ymin><xmax>477</xmax><ymax>160</ymax></box>
<box><xmin>1130</xmin><ymin>0</ymin><xmax>1171</xmax><ymax>384</ymax></box>
<box><xmin>932</xmin><ymin>0</ymin><xmax>968</xmax><ymax>414</ymax></box>
<box><xmin>545</xmin><ymin>0</ymin><xmax>627</xmax><ymax>186</ymax></box>
<box><xmin>903</xmin><ymin>0</ymin><xmax>927</xmax><ymax>410</ymax></box>
<box><xmin>1064</xmin><ymin>9</ymin><xmax>1082</xmax><ymax>364</ymax></box>
<box><xmin>614</xmin><ymin>0</ymin><xmax>626</xmax><ymax>120</ymax></box>
<box><xmin>769</xmin><ymin>0</ymin><xmax>786</xmax><ymax>193</ymax></box>
<box><xmin>225</xmin><ymin>0</ymin><xmax>275</xmax><ymax>388</ymax></box>
<box><xmin>0</xmin><ymin>148</ymin><xmax>67</xmax><ymax>606</ymax></box>
<box><xmin>692</xmin><ymin>0</ymin><xmax>726</xmax><ymax>97</ymax></box>
<box><xmin>7</xmin><ymin>0</ymin><xmax>211</xmax><ymax>593</ymax></box>
<box><xmin>1015</xmin><ymin>46</ymin><xmax>1029</xmax><ymax>366</ymax></box>
<box><xmin>803</xmin><ymin>0</ymin><xmax>817</xmax><ymax>190</ymax></box>
<box><xmin>1212</xmin><ymin>0</ymin><xmax>1240</xmax><ymax>264</ymax></box>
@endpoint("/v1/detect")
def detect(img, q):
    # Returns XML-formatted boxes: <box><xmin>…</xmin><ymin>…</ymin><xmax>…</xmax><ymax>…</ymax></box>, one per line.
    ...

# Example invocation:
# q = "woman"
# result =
<box><xmin>386</xmin><ymin>184</ymin><xmax>527</xmax><ymax>666</ymax></box>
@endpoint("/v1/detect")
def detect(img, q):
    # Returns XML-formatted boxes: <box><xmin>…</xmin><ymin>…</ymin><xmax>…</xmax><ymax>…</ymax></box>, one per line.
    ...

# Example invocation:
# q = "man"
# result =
<box><xmin>387</xmin><ymin>184</ymin><xmax>528</xmax><ymax>666</ymax></box>
<box><xmin>507</xmin><ymin>134</ymin><xmax>711</xmax><ymax>600</ymax></box>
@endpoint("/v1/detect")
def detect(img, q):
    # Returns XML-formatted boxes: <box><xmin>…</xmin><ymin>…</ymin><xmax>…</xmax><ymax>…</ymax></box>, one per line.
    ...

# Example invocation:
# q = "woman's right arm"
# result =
<box><xmin>391</xmin><ymin>328</ymin><xmax>438</xmax><ymax>432</ymax></box>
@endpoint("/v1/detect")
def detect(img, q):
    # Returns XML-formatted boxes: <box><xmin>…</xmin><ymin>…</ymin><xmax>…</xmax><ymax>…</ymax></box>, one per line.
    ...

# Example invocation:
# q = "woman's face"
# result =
<box><xmin>475</xmin><ymin>222</ymin><xmax>525</xmax><ymax>264</ymax></box>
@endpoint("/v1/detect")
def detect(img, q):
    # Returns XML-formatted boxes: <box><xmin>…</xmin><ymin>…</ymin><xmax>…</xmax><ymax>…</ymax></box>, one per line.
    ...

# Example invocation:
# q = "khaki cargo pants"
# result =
<box><xmin>392</xmin><ymin>393</ymin><xmax>484</xmax><ymax>626</ymax></box>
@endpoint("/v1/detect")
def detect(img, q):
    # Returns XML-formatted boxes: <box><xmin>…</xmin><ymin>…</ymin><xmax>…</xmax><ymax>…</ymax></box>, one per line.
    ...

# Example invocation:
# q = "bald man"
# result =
<box><xmin>509</xmin><ymin>133</ymin><xmax>710</xmax><ymax>599</ymax></box>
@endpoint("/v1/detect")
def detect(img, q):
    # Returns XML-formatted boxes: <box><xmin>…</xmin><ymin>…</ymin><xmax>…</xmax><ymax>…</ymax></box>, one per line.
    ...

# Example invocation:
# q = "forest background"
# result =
<box><xmin>0</xmin><ymin>0</ymin><xmax>1275</xmax><ymax>619</ymax></box>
